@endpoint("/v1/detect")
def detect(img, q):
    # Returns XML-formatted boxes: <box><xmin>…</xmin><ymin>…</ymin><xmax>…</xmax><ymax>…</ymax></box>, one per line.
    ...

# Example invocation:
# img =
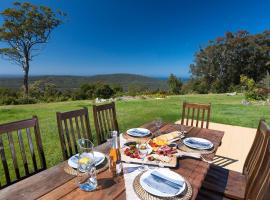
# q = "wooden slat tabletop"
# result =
<box><xmin>0</xmin><ymin>122</ymin><xmax>224</xmax><ymax>200</ymax></box>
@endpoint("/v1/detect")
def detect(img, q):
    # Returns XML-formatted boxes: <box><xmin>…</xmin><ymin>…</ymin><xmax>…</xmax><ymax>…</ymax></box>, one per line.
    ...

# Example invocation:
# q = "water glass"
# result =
<box><xmin>138</xmin><ymin>144</ymin><xmax>148</xmax><ymax>171</ymax></box>
<box><xmin>77</xmin><ymin>139</ymin><xmax>97</xmax><ymax>192</ymax></box>
<box><xmin>155</xmin><ymin>118</ymin><xmax>163</xmax><ymax>135</ymax></box>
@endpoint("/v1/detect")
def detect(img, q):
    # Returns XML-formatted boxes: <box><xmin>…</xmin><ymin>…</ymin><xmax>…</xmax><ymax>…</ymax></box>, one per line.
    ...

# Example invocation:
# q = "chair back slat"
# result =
<box><xmin>0</xmin><ymin>135</ymin><xmax>11</xmax><ymax>184</ymax></box>
<box><xmin>26</xmin><ymin>128</ymin><xmax>38</xmax><ymax>171</ymax></box>
<box><xmin>191</xmin><ymin>108</ymin><xmax>195</xmax><ymax>126</ymax></box>
<box><xmin>74</xmin><ymin>116</ymin><xmax>82</xmax><ymax>139</ymax></box>
<box><xmin>201</xmin><ymin>109</ymin><xmax>205</xmax><ymax>128</ymax></box>
<box><xmin>245</xmin><ymin>120</ymin><xmax>270</xmax><ymax>199</ymax></box>
<box><xmin>56</xmin><ymin>107</ymin><xmax>93</xmax><ymax>160</ymax></box>
<box><xmin>79</xmin><ymin>115</ymin><xmax>87</xmax><ymax>138</ymax></box>
<box><xmin>181</xmin><ymin>101</ymin><xmax>211</xmax><ymax>129</ymax></box>
<box><xmin>0</xmin><ymin>116</ymin><xmax>46</xmax><ymax>189</ymax></box>
<box><xmin>93</xmin><ymin>102</ymin><xmax>119</xmax><ymax>145</ymax></box>
<box><xmin>196</xmin><ymin>109</ymin><xmax>200</xmax><ymax>127</ymax></box>
<box><xmin>7</xmin><ymin>132</ymin><xmax>21</xmax><ymax>179</ymax></box>
<box><xmin>63</xmin><ymin>119</ymin><xmax>73</xmax><ymax>156</ymax></box>
<box><xmin>33</xmin><ymin>117</ymin><xmax>46</xmax><ymax>170</ymax></box>
<box><xmin>17</xmin><ymin>129</ymin><xmax>29</xmax><ymax>175</ymax></box>
<box><xmin>68</xmin><ymin>118</ymin><xmax>77</xmax><ymax>153</ymax></box>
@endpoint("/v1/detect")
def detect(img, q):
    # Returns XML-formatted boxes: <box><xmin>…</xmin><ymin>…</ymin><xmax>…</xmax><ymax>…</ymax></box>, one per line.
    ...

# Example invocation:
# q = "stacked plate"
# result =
<box><xmin>139</xmin><ymin>168</ymin><xmax>187</xmax><ymax>197</ymax></box>
<box><xmin>68</xmin><ymin>151</ymin><xmax>106</xmax><ymax>169</ymax></box>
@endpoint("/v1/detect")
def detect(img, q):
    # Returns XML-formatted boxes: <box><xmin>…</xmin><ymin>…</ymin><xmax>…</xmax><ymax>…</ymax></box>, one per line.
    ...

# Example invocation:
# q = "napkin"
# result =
<box><xmin>128</xmin><ymin>128</ymin><xmax>148</xmax><ymax>136</ymax></box>
<box><xmin>143</xmin><ymin>171</ymin><xmax>184</xmax><ymax>195</ymax></box>
<box><xmin>186</xmin><ymin>138</ymin><xmax>211</xmax><ymax>148</ymax></box>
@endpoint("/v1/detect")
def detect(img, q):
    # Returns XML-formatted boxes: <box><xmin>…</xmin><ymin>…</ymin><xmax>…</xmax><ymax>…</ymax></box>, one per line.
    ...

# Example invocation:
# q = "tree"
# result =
<box><xmin>190</xmin><ymin>30</ymin><xmax>270</xmax><ymax>93</ymax></box>
<box><xmin>167</xmin><ymin>74</ymin><xmax>183</xmax><ymax>94</ymax></box>
<box><xmin>95</xmin><ymin>84</ymin><xmax>115</xmax><ymax>99</ymax></box>
<box><xmin>0</xmin><ymin>2</ymin><xmax>64</xmax><ymax>96</ymax></box>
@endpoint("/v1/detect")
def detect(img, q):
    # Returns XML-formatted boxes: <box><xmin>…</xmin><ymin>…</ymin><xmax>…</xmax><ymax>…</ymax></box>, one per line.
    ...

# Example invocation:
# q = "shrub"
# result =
<box><xmin>240</xmin><ymin>75</ymin><xmax>268</xmax><ymax>100</ymax></box>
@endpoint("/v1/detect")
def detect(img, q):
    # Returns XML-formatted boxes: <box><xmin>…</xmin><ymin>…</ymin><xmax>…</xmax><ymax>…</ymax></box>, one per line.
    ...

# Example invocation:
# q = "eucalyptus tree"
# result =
<box><xmin>0</xmin><ymin>2</ymin><xmax>64</xmax><ymax>96</ymax></box>
<box><xmin>190</xmin><ymin>30</ymin><xmax>270</xmax><ymax>92</ymax></box>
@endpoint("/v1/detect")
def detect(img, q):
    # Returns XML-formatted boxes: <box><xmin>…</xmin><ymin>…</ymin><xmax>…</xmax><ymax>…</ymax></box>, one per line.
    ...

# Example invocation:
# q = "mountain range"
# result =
<box><xmin>0</xmin><ymin>73</ymin><xmax>169</xmax><ymax>91</ymax></box>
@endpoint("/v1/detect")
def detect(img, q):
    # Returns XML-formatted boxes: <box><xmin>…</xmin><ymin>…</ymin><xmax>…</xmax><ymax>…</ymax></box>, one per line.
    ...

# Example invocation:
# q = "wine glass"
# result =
<box><xmin>77</xmin><ymin>139</ymin><xmax>97</xmax><ymax>192</ymax></box>
<box><xmin>138</xmin><ymin>143</ymin><xmax>149</xmax><ymax>171</ymax></box>
<box><xmin>155</xmin><ymin>118</ymin><xmax>162</xmax><ymax>136</ymax></box>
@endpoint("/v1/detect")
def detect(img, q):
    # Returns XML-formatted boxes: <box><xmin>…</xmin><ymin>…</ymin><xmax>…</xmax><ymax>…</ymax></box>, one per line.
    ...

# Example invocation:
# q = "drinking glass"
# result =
<box><xmin>155</xmin><ymin>118</ymin><xmax>163</xmax><ymax>136</ymax></box>
<box><xmin>77</xmin><ymin>139</ymin><xmax>97</xmax><ymax>192</ymax></box>
<box><xmin>138</xmin><ymin>144</ymin><xmax>148</xmax><ymax>171</ymax></box>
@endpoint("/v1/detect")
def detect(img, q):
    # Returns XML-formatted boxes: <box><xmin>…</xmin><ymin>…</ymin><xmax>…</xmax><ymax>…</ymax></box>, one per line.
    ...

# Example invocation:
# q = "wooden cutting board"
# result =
<box><xmin>120</xmin><ymin>149</ymin><xmax>178</xmax><ymax>168</ymax></box>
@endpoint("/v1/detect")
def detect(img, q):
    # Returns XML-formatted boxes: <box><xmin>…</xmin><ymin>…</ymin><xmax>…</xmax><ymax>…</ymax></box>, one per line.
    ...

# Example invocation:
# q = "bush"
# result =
<box><xmin>15</xmin><ymin>97</ymin><xmax>38</xmax><ymax>105</ymax></box>
<box><xmin>0</xmin><ymin>88</ymin><xmax>19</xmax><ymax>105</ymax></box>
<box><xmin>95</xmin><ymin>84</ymin><xmax>115</xmax><ymax>99</ymax></box>
<box><xmin>240</xmin><ymin>75</ymin><xmax>269</xmax><ymax>101</ymax></box>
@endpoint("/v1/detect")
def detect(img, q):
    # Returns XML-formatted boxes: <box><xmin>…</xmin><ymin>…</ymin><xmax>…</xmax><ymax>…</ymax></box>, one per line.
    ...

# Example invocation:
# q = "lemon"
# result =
<box><xmin>79</xmin><ymin>157</ymin><xmax>91</xmax><ymax>164</ymax></box>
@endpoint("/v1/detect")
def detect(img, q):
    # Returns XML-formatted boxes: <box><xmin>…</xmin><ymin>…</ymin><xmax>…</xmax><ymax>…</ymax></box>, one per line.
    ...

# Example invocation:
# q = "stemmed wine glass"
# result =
<box><xmin>138</xmin><ymin>143</ymin><xmax>149</xmax><ymax>171</ymax></box>
<box><xmin>155</xmin><ymin>118</ymin><xmax>162</xmax><ymax>136</ymax></box>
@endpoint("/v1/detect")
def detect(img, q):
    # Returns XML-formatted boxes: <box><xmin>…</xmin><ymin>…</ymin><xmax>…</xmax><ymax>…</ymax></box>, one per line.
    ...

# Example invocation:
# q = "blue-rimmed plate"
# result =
<box><xmin>68</xmin><ymin>151</ymin><xmax>105</xmax><ymax>169</ymax></box>
<box><xmin>183</xmin><ymin>137</ymin><xmax>213</xmax><ymax>150</ymax></box>
<box><xmin>140</xmin><ymin>168</ymin><xmax>186</xmax><ymax>197</ymax></box>
<box><xmin>127</xmin><ymin>128</ymin><xmax>151</xmax><ymax>137</ymax></box>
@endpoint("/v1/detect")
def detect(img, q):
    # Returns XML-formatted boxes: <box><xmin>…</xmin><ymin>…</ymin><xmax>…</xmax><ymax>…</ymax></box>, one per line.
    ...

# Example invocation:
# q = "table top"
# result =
<box><xmin>0</xmin><ymin>122</ymin><xmax>224</xmax><ymax>200</ymax></box>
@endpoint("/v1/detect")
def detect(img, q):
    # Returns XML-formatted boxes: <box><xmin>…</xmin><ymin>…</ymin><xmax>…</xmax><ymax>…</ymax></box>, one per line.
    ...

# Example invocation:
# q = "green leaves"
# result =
<box><xmin>0</xmin><ymin>2</ymin><xmax>65</xmax><ymax>96</ymax></box>
<box><xmin>190</xmin><ymin>30</ymin><xmax>270</xmax><ymax>93</ymax></box>
<box><xmin>167</xmin><ymin>74</ymin><xmax>182</xmax><ymax>94</ymax></box>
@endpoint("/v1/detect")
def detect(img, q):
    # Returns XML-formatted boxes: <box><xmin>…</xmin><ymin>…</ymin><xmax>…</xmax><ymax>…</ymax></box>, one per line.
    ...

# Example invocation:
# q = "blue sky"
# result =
<box><xmin>0</xmin><ymin>0</ymin><xmax>270</xmax><ymax>78</ymax></box>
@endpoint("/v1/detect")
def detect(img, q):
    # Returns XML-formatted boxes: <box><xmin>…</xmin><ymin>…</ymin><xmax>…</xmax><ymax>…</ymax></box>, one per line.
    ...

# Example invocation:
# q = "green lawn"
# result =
<box><xmin>0</xmin><ymin>94</ymin><xmax>269</xmax><ymax>182</ymax></box>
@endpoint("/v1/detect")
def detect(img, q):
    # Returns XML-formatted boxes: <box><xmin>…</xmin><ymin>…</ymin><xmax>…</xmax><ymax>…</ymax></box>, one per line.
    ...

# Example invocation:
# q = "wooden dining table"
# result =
<box><xmin>0</xmin><ymin>122</ymin><xmax>224</xmax><ymax>200</ymax></box>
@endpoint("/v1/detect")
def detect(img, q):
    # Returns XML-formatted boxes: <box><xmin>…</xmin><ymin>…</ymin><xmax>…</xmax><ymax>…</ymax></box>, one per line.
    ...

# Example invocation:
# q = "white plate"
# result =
<box><xmin>68</xmin><ymin>151</ymin><xmax>105</xmax><ymax>169</ymax></box>
<box><xmin>183</xmin><ymin>137</ymin><xmax>213</xmax><ymax>150</ymax></box>
<box><xmin>140</xmin><ymin>168</ymin><xmax>186</xmax><ymax>197</ymax></box>
<box><xmin>127</xmin><ymin>128</ymin><xmax>151</xmax><ymax>137</ymax></box>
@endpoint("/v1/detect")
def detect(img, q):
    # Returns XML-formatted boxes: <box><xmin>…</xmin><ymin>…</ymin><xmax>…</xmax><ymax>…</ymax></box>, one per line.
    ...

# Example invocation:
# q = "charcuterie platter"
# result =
<box><xmin>120</xmin><ymin>131</ymin><xmax>184</xmax><ymax>167</ymax></box>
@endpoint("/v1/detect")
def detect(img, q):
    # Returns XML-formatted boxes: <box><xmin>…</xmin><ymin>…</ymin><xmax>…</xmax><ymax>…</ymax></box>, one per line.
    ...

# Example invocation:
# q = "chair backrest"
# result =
<box><xmin>243</xmin><ymin>120</ymin><xmax>269</xmax><ymax>178</ymax></box>
<box><xmin>0</xmin><ymin>116</ymin><xmax>46</xmax><ymax>189</ymax></box>
<box><xmin>245</xmin><ymin>120</ymin><xmax>270</xmax><ymax>199</ymax></box>
<box><xmin>56</xmin><ymin>107</ymin><xmax>92</xmax><ymax>160</ymax></box>
<box><xmin>181</xmin><ymin>101</ymin><xmax>211</xmax><ymax>129</ymax></box>
<box><xmin>93</xmin><ymin>102</ymin><xmax>119</xmax><ymax>144</ymax></box>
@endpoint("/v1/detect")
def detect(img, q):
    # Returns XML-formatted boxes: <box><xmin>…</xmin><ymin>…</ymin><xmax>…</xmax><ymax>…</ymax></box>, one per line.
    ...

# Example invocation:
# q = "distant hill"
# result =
<box><xmin>0</xmin><ymin>74</ymin><xmax>168</xmax><ymax>91</ymax></box>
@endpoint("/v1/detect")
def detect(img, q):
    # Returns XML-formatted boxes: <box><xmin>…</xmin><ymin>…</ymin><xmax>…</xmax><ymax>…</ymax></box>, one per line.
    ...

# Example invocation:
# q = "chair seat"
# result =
<box><xmin>201</xmin><ymin>165</ymin><xmax>246</xmax><ymax>200</ymax></box>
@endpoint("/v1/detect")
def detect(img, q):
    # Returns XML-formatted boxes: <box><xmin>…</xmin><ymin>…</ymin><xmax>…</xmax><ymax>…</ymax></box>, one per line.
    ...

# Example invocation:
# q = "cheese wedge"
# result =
<box><xmin>154</xmin><ymin>131</ymin><xmax>180</xmax><ymax>143</ymax></box>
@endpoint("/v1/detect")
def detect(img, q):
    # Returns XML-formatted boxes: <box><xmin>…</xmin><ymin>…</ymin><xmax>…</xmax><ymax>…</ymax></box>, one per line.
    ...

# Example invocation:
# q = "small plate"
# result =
<box><xmin>140</xmin><ymin>168</ymin><xmax>186</xmax><ymax>197</ymax></box>
<box><xmin>183</xmin><ymin>137</ymin><xmax>213</xmax><ymax>150</ymax></box>
<box><xmin>127</xmin><ymin>128</ymin><xmax>151</xmax><ymax>137</ymax></box>
<box><xmin>68</xmin><ymin>151</ymin><xmax>105</xmax><ymax>169</ymax></box>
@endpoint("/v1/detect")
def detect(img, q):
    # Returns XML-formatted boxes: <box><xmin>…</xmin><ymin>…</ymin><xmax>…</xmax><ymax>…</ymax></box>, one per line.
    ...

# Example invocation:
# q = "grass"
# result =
<box><xmin>0</xmin><ymin>93</ymin><xmax>269</xmax><ymax>183</ymax></box>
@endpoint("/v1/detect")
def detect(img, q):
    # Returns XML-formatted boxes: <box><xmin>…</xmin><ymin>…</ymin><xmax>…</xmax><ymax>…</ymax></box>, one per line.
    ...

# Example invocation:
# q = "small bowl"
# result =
<box><xmin>168</xmin><ymin>143</ymin><xmax>177</xmax><ymax>149</ymax></box>
<box><xmin>137</xmin><ymin>144</ymin><xmax>152</xmax><ymax>155</ymax></box>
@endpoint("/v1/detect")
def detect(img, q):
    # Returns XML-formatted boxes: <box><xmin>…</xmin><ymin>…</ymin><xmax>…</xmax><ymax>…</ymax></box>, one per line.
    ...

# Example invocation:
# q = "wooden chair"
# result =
<box><xmin>0</xmin><ymin>116</ymin><xmax>46</xmax><ymax>189</ymax></box>
<box><xmin>93</xmin><ymin>102</ymin><xmax>119</xmax><ymax>144</ymax></box>
<box><xmin>56</xmin><ymin>107</ymin><xmax>93</xmax><ymax>160</ymax></box>
<box><xmin>181</xmin><ymin>101</ymin><xmax>211</xmax><ymax>129</ymax></box>
<box><xmin>200</xmin><ymin>119</ymin><xmax>270</xmax><ymax>199</ymax></box>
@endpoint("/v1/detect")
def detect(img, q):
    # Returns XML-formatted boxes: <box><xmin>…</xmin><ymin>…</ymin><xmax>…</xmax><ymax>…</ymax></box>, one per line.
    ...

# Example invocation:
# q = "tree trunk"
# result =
<box><xmin>23</xmin><ymin>62</ymin><xmax>29</xmax><ymax>97</ymax></box>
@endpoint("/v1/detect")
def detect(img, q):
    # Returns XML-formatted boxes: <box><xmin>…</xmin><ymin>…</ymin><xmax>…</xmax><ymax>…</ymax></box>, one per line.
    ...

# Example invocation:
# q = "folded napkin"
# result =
<box><xmin>143</xmin><ymin>171</ymin><xmax>184</xmax><ymax>195</ymax></box>
<box><xmin>128</xmin><ymin>128</ymin><xmax>148</xmax><ymax>136</ymax></box>
<box><xmin>186</xmin><ymin>138</ymin><xmax>211</xmax><ymax>148</ymax></box>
